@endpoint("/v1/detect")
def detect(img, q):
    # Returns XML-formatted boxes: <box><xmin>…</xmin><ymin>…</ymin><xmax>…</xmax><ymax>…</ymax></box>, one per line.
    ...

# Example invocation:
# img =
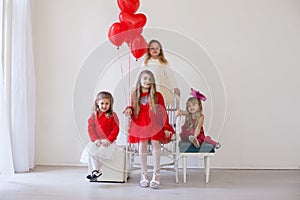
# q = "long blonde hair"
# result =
<box><xmin>93</xmin><ymin>91</ymin><xmax>114</xmax><ymax>117</ymax></box>
<box><xmin>144</xmin><ymin>39</ymin><xmax>168</xmax><ymax>65</ymax></box>
<box><xmin>185</xmin><ymin>97</ymin><xmax>202</xmax><ymax>131</ymax></box>
<box><xmin>132</xmin><ymin>70</ymin><xmax>157</xmax><ymax>117</ymax></box>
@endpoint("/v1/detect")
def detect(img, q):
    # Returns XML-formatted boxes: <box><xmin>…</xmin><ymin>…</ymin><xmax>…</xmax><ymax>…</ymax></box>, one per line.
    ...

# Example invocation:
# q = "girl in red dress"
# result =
<box><xmin>80</xmin><ymin>91</ymin><xmax>119</xmax><ymax>182</ymax></box>
<box><xmin>176</xmin><ymin>89</ymin><xmax>221</xmax><ymax>149</ymax></box>
<box><xmin>124</xmin><ymin>70</ymin><xmax>174</xmax><ymax>189</ymax></box>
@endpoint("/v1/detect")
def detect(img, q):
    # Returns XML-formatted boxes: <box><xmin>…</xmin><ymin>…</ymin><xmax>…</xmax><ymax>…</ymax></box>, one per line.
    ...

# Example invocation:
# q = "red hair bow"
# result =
<box><xmin>190</xmin><ymin>88</ymin><xmax>206</xmax><ymax>101</ymax></box>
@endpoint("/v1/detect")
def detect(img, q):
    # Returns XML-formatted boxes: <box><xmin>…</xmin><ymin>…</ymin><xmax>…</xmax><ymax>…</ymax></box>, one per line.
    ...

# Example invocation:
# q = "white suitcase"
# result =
<box><xmin>96</xmin><ymin>145</ymin><xmax>128</xmax><ymax>183</ymax></box>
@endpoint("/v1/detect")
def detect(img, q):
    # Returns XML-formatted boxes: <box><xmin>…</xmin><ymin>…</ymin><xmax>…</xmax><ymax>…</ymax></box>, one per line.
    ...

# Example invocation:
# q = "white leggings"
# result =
<box><xmin>139</xmin><ymin>140</ymin><xmax>161</xmax><ymax>174</ymax></box>
<box><xmin>88</xmin><ymin>154</ymin><xmax>103</xmax><ymax>172</ymax></box>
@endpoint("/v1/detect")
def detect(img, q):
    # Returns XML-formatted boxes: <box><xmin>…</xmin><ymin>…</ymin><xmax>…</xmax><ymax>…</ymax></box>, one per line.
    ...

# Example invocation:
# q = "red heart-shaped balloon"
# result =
<box><xmin>124</xmin><ymin>28</ymin><xmax>143</xmax><ymax>45</ymax></box>
<box><xmin>108</xmin><ymin>22</ymin><xmax>128</xmax><ymax>47</ymax></box>
<box><xmin>119</xmin><ymin>12</ymin><xmax>147</xmax><ymax>29</ymax></box>
<box><xmin>117</xmin><ymin>0</ymin><xmax>140</xmax><ymax>14</ymax></box>
<box><xmin>130</xmin><ymin>35</ymin><xmax>147</xmax><ymax>59</ymax></box>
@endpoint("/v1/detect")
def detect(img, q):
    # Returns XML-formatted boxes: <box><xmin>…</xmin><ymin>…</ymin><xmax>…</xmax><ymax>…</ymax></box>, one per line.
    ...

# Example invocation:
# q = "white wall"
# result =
<box><xmin>33</xmin><ymin>0</ymin><xmax>300</xmax><ymax>168</ymax></box>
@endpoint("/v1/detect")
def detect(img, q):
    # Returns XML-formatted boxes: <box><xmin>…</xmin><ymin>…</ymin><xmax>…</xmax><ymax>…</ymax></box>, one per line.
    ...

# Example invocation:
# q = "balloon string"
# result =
<box><xmin>128</xmin><ymin>51</ymin><xmax>131</xmax><ymax>106</ymax></box>
<box><xmin>117</xmin><ymin>49</ymin><xmax>128</xmax><ymax>107</ymax></box>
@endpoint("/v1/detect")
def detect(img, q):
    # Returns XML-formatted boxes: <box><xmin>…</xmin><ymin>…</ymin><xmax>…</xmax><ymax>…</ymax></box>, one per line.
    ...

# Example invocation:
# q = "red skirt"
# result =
<box><xmin>128</xmin><ymin>104</ymin><xmax>172</xmax><ymax>144</ymax></box>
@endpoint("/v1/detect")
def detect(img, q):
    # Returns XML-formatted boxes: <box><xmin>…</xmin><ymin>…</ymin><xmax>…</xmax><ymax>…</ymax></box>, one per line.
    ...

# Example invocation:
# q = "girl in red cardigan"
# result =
<box><xmin>80</xmin><ymin>91</ymin><xmax>119</xmax><ymax>182</ymax></box>
<box><xmin>124</xmin><ymin>70</ymin><xmax>174</xmax><ymax>189</ymax></box>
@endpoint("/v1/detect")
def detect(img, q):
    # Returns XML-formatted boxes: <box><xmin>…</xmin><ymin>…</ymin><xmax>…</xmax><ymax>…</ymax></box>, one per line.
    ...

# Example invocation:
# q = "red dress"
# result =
<box><xmin>180</xmin><ymin>119</ymin><xmax>217</xmax><ymax>146</ymax></box>
<box><xmin>180</xmin><ymin>119</ymin><xmax>205</xmax><ymax>144</ymax></box>
<box><xmin>128</xmin><ymin>92</ymin><xmax>174</xmax><ymax>143</ymax></box>
<box><xmin>88</xmin><ymin>112</ymin><xmax>119</xmax><ymax>143</ymax></box>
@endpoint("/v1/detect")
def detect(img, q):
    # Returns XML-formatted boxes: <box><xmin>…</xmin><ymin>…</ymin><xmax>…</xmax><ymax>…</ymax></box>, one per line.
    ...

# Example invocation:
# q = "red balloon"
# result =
<box><xmin>130</xmin><ymin>35</ymin><xmax>147</xmax><ymax>59</ymax></box>
<box><xmin>124</xmin><ymin>28</ymin><xmax>143</xmax><ymax>45</ymax></box>
<box><xmin>108</xmin><ymin>22</ymin><xmax>128</xmax><ymax>47</ymax></box>
<box><xmin>117</xmin><ymin>0</ymin><xmax>140</xmax><ymax>14</ymax></box>
<box><xmin>119</xmin><ymin>12</ymin><xmax>147</xmax><ymax>29</ymax></box>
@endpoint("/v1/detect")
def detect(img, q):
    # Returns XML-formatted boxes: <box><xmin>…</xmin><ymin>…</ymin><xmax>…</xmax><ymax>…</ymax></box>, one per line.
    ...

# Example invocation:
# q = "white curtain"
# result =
<box><xmin>0</xmin><ymin>0</ymin><xmax>35</xmax><ymax>174</ymax></box>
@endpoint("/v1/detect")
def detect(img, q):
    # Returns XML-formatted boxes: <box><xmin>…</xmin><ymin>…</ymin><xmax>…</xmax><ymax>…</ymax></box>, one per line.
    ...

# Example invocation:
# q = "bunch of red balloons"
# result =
<box><xmin>108</xmin><ymin>0</ymin><xmax>148</xmax><ymax>60</ymax></box>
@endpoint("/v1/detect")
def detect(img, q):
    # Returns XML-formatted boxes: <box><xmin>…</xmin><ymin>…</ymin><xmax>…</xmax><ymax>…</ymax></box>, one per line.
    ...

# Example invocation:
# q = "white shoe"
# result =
<box><xmin>189</xmin><ymin>135</ymin><xmax>200</xmax><ymax>148</ymax></box>
<box><xmin>215</xmin><ymin>142</ymin><xmax>221</xmax><ymax>149</ymax></box>
<box><xmin>139</xmin><ymin>172</ymin><xmax>149</xmax><ymax>188</ymax></box>
<box><xmin>150</xmin><ymin>172</ymin><xmax>160</xmax><ymax>189</ymax></box>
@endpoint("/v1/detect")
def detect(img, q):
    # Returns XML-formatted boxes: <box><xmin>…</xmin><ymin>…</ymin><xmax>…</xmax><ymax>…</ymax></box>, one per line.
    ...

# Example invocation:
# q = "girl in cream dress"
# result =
<box><xmin>141</xmin><ymin>39</ymin><xmax>180</xmax><ymax>106</ymax></box>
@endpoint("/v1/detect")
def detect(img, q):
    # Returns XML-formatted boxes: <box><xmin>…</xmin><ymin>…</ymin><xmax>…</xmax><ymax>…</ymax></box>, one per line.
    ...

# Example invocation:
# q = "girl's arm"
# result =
<box><xmin>164</xmin><ymin>65</ymin><xmax>180</xmax><ymax>96</ymax></box>
<box><xmin>175</xmin><ymin>109</ymin><xmax>188</xmax><ymax>117</ymax></box>
<box><xmin>194</xmin><ymin>114</ymin><xmax>204</xmax><ymax>138</ymax></box>
<box><xmin>157</xmin><ymin>92</ymin><xmax>175</xmax><ymax>133</ymax></box>
<box><xmin>123</xmin><ymin>106</ymin><xmax>133</xmax><ymax>116</ymax></box>
<box><xmin>107</xmin><ymin>112</ymin><xmax>120</xmax><ymax>143</ymax></box>
<box><xmin>88</xmin><ymin>113</ymin><xmax>98</xmax><ymax>142</ymax></box>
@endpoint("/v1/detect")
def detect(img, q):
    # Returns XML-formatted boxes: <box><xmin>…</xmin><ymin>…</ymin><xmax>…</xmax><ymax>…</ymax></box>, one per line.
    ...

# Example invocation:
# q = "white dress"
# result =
<box><xmin>80</xmin><ymin>141</ymin><xmax>116</xmax><ymax>163</ymax></box>
<box><xmin>142</xmin><ymin>58</ymin><xmax>178</xmax><ymax>105</ymax></box>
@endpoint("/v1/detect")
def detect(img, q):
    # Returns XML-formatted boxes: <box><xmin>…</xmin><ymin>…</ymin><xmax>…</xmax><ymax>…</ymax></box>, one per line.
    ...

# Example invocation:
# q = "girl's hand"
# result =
<box><xmin>173</xmin><ymin>88</ymin><xmax>181</xmax><ymax>97</ymax></box>
<box><xmin>164</xmin><ymin>130</ymin><xmax>172</xmax><ymax>138</ymax></box>
<box><xmin>175</xmin><ymin>109</ymin><xmax>182</xmax><ymax>117</ymax></box>
<box><xmin>123</xmin><ymin>108</ymin><xmax>132</xmax><ymax>116</ymax></box>
<box><xmin>101</xmin><ymin>140</ymin><xmax>111</xmax><ymax>147</ymax></box>
<box><xmin>95</xmin><ymin>140</ymin><xmax>102</xmax><ymax>147</ymax></box>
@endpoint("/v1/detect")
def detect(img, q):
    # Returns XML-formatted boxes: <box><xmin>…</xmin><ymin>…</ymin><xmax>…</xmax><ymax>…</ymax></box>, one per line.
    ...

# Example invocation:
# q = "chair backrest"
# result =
<box><xmin>166</xmin><ymin>104</ymin><xmax>177</xmax><ymax>129</ymax></box>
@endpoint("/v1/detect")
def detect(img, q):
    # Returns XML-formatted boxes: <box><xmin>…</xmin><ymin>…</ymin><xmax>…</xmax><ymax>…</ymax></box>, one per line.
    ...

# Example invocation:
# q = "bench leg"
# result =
<box><xmin>204</xmin><ymin>156</ymin><xmax>210</xmax><ymax>183</ymax></box>
<box><xmin>175</xmin><ymin>158</ymin><xmax>179</xmax><ymax>183</ymax></box>
<box><xmin>182</xmin><ymin>156</ymin><xmax>187</xmax><ymax>183</ymax></box>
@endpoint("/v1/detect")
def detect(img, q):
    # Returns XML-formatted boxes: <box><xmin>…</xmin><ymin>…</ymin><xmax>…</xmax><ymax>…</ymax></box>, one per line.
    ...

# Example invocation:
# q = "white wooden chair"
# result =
<box><xmin>125</xmin><ymin>104</ymin><xmax>180</xmax><ymax>183</ymax></box>
<box><xmin>181</xmin><ymin>152</ymin><xmax>215</xmax><ymax>183</ymax></box>
<box><xmin>176</xmin><ymin>115</ymin><xmax>216</xmax><ymax>183</ymax></box>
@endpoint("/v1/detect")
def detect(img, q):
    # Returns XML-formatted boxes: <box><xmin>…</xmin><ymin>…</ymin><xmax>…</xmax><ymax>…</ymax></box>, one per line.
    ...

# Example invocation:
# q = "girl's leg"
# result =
<box><xmin>87</xmin><ymin>155</ymin><xmax>102</xmax><ymax>181</ymax></box>
<box><xmin>89</xmin><ymin>155</ymin><xmax>103</xmax><ymax>171</ymax></box>
<box><xmin>204</xmin><ymin>136</ymin><xmax>217</xmax><ymax>146</ymax></box>
<box><xmin>189</xmin><ymin>135</ymin><xmax>200</xmax><ymax>148</ymax></box>
<box><xmin>204</xmin><ymin>136</ymin><xmax>221</xmax><ymax>149</ymax></box>
<box><xmin>150</xmin><ymin>140</ymin><xmax>161</xmax><ymax>188</ymax></box>
<box><xmin>151</xmin><ymin>140</ymin><xmax>161</xmax><ymax>173</ymax></box>
<box><xmin>139</xmin><ymin>141</ymin><xmax>149</xmax><ymax>187</ymax></box>
<box><xmin>188</xmin><ymin>130</ymin><xmax>200</xmax><ymax>148</ymax></box>
<box><xmin>139</xmin><ymin>141</ymin><xmax>148</xmax><ymax>173</ymax></box>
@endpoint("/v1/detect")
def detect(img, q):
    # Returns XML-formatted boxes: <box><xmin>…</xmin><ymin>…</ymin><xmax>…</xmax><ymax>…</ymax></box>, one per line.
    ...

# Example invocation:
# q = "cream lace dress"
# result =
<box><xmin>141</xmin><ymin>58</ymin><xmax>178</xmax><ymax>105</ymax></box>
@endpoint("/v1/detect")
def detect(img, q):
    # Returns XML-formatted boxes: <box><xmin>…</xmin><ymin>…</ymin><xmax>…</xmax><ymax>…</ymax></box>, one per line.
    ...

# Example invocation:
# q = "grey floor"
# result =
<box><xmin>0</xmin><ymin>166</ymin><xmax>299</xmax><ymax>200</ymax></box>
